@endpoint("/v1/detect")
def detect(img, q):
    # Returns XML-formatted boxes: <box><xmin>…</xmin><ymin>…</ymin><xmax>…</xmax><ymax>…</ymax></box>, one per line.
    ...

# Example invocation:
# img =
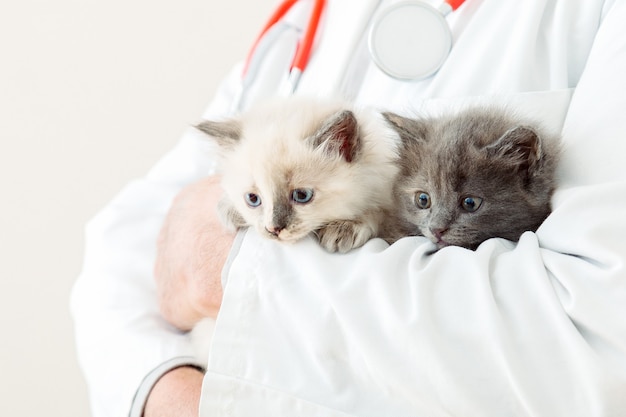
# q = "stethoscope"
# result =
<box><xmin>233</xmin><ymin>0</ymin><xmax>466</xmax><ymax>111</ymax></box>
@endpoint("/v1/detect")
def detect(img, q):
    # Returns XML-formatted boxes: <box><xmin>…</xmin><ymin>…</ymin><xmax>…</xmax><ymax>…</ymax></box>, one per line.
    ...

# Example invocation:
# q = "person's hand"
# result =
<box><xmin>143</xmin><ymin>366</ymin><xmax>204</xmax><ymax>417</ymax></box>
<box><xmin>154</xmin><ymin>176</ymin><xmax>236</xmax><ymax>330</ymax></box>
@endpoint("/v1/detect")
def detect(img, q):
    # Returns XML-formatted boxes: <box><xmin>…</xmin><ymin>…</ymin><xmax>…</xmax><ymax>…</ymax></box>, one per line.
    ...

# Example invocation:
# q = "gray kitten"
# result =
<box><xmin>383</xmin><ymin>107</ymin><xmax>561</xmax><ymax>250</ymax></box>
<box><xmin>196</xmin><ymin>97</ymin><xmax>400</xmax><ymax>253</ymax></box>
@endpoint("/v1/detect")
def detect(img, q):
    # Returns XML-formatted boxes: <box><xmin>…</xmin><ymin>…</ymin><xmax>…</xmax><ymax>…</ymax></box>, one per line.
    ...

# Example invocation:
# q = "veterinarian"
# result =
<box><xmin>71</xmin><ymin>0</ymin><xmax>626</xmax><ymax>416</ymax></box>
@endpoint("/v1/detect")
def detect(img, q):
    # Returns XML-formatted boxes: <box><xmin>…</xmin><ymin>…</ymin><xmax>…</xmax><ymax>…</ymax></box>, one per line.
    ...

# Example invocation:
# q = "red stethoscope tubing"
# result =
<box><xmin>446</xmin><ymin>0</ymin><xmax>465</xmax><ymax>11</ymax></box>
<box><xmin>242</xmin><ymin>0</ymin><xmax>326</xmax><ymax>78</ymax></box>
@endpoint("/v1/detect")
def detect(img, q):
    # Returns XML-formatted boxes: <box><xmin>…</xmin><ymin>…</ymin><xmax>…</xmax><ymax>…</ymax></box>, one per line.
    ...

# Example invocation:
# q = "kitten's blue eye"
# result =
<box><xmin>244</xmin><ymin>192</ymin><xmax>262</xmax><ymax>207</ymax></box>
<box><xmin>461</xmin><ymin>196</ymin><xmax>483</xmax><ymax>212</ymax></box>
<box><xmin>415</xmin><ymin>192</ymin><xmax>431</xmax><ymax>209</ymax></box>
<box><xmin>291</xmin><ymin>188</ymin><xmax>314</xmax><ymax>204</ymax></box>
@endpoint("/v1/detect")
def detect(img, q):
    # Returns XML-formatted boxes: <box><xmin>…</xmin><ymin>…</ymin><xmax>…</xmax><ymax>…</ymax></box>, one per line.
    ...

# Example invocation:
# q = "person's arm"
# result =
<box><xmin>143</xmin><ymin>177</ymin><xmax>235</xmax><ymax>417</ymax></box>
<box><xmin>71</xmin><ymin>4</ymin><xmax>313</xmax><ymax>413</ymax></box>
<box><xmin>70</xmin><ymin>133</ymin><xmax>214</xmax><ymax>417</ymax></box>
<box><xmin>70</xmin><ymin>68</ymin><xmax>239</xmax><ymax>417</ymax></box>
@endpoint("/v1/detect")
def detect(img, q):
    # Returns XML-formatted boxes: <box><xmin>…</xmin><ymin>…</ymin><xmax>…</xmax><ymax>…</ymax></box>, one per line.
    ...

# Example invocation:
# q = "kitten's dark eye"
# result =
<box><xmin>461</xmin><ymin>196</ymin><xmax>483</xmax><ymax>212</ymax></box>
<box><xmin>291</xmin><ymin>188</ymin><xmax>314</xmax><ymax>204</ymax></box>
<box><xmin>415</xmin><ymin>192</ymin><xmax>431</xmax><ymax>209</ymax></box>
<box><xmin>244</xmin><ymin>192</ymin><xmax>262</xmax><ymax>207</ymax></box>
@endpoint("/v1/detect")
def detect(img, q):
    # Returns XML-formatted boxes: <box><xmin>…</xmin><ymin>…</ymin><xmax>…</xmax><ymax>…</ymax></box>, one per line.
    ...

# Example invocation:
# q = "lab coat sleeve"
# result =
<box><xmin>201</xmin><ymin>2</ymin><xmax>626</xmax><ymax>416</ymax></box>
<box><xmin>69</xmin><ymin>64</ymin><xmax>240</xmax><ymax>417</ymax></box>
<box><xmin>70</xmin><ymin>3</ymin><xmax>314</xmax><ymax>413</ymax></box>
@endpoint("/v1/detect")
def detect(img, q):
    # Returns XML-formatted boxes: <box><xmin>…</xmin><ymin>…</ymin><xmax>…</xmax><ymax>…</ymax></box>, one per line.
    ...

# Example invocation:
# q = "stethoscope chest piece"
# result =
<box><xmin>368</xmin><ymin>1</ymin><xmax>452</xmax><ymax>80</ymax></box>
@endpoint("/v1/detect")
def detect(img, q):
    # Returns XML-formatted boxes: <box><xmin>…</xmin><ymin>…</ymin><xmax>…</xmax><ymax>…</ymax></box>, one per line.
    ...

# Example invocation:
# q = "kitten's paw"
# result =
<box><xmin>318</xmin><ymin>221</ymin><xmax>375</xmax><ymax>253</ymax></box>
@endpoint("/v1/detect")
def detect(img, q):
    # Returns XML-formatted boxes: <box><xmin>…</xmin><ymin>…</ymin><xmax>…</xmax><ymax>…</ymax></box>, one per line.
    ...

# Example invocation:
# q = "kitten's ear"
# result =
<box><xmin>488</xmin><ymin>126</ymin><xmax>542</xmax><ymax>173</ymax></box>
<box><xmin>310</xmin><ymin>110</ymin><xmax>360</xmax><ymax>162</ymax></box>
<box><xmin>195</xmin><ymin>119</ymin><xmax>242</xmax><ymax>149</ymax></box>
<box><xmin>382</xmin><ymin>112</ymin><xmax>411</xmax><ymax>130</ymax></box>
<box><xmin>382</xmin><ymin>112</ymin><xmax>427</xmax><ymax>148</ymax></box>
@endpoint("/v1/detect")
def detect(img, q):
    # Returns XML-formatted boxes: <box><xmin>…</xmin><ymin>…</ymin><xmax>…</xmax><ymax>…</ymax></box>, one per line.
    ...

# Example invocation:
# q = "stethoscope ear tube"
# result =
<box><xmin>232</xmin><ymin>22</ymin><xmax>293</xmax><ymax>113</ymax></box>
<box><xmin>233</xmin><ymin>0</ymin><xmax>326</xmax><ymax>112</ymax></box>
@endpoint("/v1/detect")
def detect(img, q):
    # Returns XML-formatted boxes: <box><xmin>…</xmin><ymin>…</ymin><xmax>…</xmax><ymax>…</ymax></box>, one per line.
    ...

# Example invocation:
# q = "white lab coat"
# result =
<box><xmin>71</xmin><ymin>0</ymin><xmax>626</xmax><ymax>416</ymax></box>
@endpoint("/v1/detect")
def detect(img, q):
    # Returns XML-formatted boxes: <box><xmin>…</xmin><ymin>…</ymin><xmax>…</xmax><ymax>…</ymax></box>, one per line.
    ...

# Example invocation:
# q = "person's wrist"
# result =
<box><xmin>143</xmin><ymin>366</ymin><xmax>204</xmax><ymax>417</ymax></box>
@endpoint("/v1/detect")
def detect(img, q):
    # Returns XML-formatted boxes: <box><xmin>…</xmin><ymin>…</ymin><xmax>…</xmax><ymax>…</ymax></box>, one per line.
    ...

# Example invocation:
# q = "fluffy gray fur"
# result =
<box><xmin>196</xmin><ymin>97</ymin><xmax>400</xmax><ymax>253</ymax></box>
<box><xmin>383</xmin><ymin>107</ymin><xmax>561</xmax><ymax>250</ymax></box>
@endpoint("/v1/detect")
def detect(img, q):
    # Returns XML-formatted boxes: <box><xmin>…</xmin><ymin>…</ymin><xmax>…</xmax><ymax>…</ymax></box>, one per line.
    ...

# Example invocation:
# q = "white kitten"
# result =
<box><xmin>196</xmin><ymin>97</ymin><xmax>400</xmax><ymax>253</ymax></box>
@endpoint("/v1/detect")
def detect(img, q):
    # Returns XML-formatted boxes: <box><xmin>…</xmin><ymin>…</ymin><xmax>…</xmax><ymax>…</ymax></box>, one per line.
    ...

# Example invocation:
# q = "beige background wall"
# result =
<box><xmin>0</xmin><ymin>1</ymin><xmax>276</xmax><ymax>415</ymax></box>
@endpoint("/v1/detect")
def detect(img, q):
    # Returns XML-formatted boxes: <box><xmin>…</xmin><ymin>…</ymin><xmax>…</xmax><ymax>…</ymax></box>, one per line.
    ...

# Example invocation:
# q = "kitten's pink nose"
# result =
<box><xmin>265</xmin><ymin>225</ymin><xmax>284</xmax><ymax>237</ymax></box>
<box><xmin>431</xmin><ymin>227</ymin><xmax>448</xmax><ymax>240</ymax></box>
